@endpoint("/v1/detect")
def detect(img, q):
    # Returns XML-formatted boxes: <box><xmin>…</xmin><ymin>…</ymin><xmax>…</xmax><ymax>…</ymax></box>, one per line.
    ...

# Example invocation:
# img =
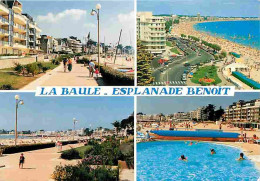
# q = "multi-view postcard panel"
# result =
<box><xmin>137</xmin><ymin>92</ymin><xmax>260</xmax><ymax>180</ymax></box>
<box><xmin>0</xmin><ymin>0</ymin><xmax>135</xmax><ymax>90</ymax></box>
<box><xmin>137</xmin><ymin>0</ymin><xmax>260</xmax><ymax>89</ymax></box>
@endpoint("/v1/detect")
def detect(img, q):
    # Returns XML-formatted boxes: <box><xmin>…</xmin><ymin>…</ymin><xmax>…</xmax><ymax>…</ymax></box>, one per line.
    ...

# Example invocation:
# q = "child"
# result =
<box><xmin>19</xmin><ymin>153</ymin><xmax>25</xmax><ymax>169</ymax></box>
<box><xmin>95</xmin><ymin>69</ymin><xmax>99</xmax><ymax>79</ymax></box>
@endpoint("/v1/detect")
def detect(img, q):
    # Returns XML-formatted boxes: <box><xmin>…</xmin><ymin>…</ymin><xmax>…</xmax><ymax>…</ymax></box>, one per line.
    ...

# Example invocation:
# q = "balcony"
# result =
<box><xmin>0</xmin><ymin>16</ymin><xmax>8</xmax><ymax>25</ymax></box>
<box><xmin>0</xmin><ymin>28</ymin><xmax>8</xmax><ymax>36</ymax></box>
<box><xmin>29</xmin><ymin>39</ymin><xmax>34</xmax><ymax>42</ymax></box>
<box><xmin>13</xmin><ymin>43</ymin><xmax>27</xmax><ymax>49</ymax></box>
<box><xmin>13</xmin><ymin>33</ymin><xmax>26</xmax><ymax>40</ymax></box>
<box><xmin>0</xmin><ymin>40</ymin><xmax>9</xmax><ymax>46</ymax></box>
<box><xmin>0</xmin><ymin>3</ymin><xmax>9</xmax><ymax>15</ymax></box>
<box><xmin>14</xmin><ymin>13</ymin><xmax>27</xmax><ymax>25</ymax></box>
<box><xmin>12</xmin><ymin>5</ymin><xmax>22</xmax><ymax>14</ymax></box>
<box><xmin>14</xmin><ymin>23</ymin><xmax>26</xmax><ymax>32</ymax></box>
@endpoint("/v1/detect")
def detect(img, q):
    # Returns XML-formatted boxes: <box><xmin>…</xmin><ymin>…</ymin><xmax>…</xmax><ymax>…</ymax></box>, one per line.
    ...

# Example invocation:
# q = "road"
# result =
<box><xmin>151</xmin><ymin>38</ymin><xmax>214</xmax><ymax>86</ymax></box>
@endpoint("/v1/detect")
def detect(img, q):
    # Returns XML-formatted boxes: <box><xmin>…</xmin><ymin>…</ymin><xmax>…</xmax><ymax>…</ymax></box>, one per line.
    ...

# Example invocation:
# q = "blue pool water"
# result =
<box><xmin>137</xmin><ymin>141</ymin><xmax>260</xmax><ymax>180</ymax></box>
<box><xmin>194</xmin><ymin>20</ymin><xmax>260</xmax><ymax>50</ymax></box>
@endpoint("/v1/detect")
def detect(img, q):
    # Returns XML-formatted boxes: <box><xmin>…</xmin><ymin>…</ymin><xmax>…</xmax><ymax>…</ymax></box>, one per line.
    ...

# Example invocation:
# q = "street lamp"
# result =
<box><xmin>15</xmin><ymin>95</ymin><xmax>24</xmax><ymax>146</ymax></box>
<box><xmin>91</xmin><ymin>3</ymin><xmax>101</xmax><ymax>73</ymax></box>
<box><xmin>73</xmin><ymin>118</ymin><xmax>79</xmax><ymax>140</ymax></box>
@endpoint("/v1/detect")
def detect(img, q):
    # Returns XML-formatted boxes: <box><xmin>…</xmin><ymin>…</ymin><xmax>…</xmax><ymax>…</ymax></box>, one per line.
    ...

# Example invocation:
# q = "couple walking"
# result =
<box><xmin>63</xmin><ymin>57</ymin><xmax>73</xmax><ymax>72</ymax></box>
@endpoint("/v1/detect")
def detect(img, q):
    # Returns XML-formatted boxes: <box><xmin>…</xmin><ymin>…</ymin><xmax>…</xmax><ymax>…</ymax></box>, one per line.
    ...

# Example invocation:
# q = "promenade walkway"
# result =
<box><xmin>0</xmin><ymin>143</ymin><xmax>83</xmax><ymax>181</ymax></box>
<box><xmin>21</xmin><ymin>62</ymin><xmax>100</xmax><ymax>90</ymax></box>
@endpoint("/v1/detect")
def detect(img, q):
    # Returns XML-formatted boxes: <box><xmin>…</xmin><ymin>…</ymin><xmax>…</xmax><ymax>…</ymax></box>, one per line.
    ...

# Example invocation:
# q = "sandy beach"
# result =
<box><xmin>172</xmin><ymin>21</ymin><xmax>260</xmax><ymax>82</ymax></box>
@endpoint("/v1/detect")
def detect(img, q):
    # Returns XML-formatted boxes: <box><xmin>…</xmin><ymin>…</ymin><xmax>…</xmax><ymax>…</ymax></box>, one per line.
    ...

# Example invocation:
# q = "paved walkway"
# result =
<box><xmin>0</xmin><ymin>143</ymin><xmax>83</xmax><ymax>181</ymax></box>
<box><xmin>21</xmin><ymin>62</ymin><xmax>100</xmax><ymax>90</ymax></box>
<box><xmin>120</xmin><ymin>169</ymin><xmax>134</xmax><ymax>181</ymax></box>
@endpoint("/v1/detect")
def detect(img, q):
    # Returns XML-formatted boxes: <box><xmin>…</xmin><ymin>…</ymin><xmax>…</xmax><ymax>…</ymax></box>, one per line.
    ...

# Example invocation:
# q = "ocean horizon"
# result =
<box><xmin>194</xmin><ymin>20</ymin><xmax>260</xmax><ymax>50</ymax></box>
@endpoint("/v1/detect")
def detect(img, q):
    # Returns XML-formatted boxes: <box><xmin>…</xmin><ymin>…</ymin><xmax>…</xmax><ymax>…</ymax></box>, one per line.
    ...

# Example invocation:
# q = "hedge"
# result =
<box><xmin>98</xmin><ymin>64</ymin><xmax>134</xmax><ymax>86</ymax></box>
<box><xmin>1</xmin><ymin>140</ymin><xmax>78</xmax><ymax>154</ymax></box>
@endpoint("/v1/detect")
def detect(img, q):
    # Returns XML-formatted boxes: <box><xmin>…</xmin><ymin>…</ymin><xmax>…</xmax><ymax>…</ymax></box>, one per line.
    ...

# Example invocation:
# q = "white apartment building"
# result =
<box><xmin>137</xmin><ymin>12</ymin><xmax>166</xmax><ymax>55</ymax></box>
<box><xmin>0</xmin><ymin>0</ymin><xmax>41</xmax><ymax>55</ymax></box>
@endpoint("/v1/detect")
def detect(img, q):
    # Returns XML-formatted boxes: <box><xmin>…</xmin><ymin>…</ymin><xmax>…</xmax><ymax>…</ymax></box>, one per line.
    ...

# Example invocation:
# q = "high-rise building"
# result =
<box><xmin>68</xmin><ymin>36</ymin><xmax>82</xmax><ymax>53</ymax></box>
<box><xmin>197</xmin><ymin>13</ymin><xmax>201</xmax><ymax>21</ymax></box>
<box><xmin>225</xmin><ymin>99</ymin><xmax>260</xmax><ymax>122</ymax></box>
<box><xmin>0</xmin><ymin>0</ymin><xmax>41</xmax><ymax>55</ymax></box>
<box><xmin>137</xmin><ymin>12</ymin><xmax>166</xmax><ymax>55</ymax></box>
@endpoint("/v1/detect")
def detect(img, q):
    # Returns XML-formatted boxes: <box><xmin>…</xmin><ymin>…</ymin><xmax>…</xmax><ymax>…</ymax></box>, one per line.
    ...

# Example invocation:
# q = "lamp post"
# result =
<box><xmin>73</xmin><ymin>118</ymin><xmax>78</xmax><ymax>140</ymax></box>
<box><xmin>15</xmin><ymin>95</ymin><xmax>24</xmax><ymax>146</ymax></box>
<box><xmin>91</xmin><ymin>3</ymin><xmax>101</xmax><ymax>72</ymax></box>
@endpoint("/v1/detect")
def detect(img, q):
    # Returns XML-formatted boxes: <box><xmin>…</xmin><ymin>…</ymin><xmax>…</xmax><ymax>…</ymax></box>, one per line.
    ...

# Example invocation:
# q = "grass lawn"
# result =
<box><xmin>166</xmin><ymin>41</ymin><xmax>173</xmax><ymax>47</ymax></box>
<box><xmin>74</xmin><ymin>145</ymin><xmax>93</xmax><ymax>158</ymax></box>
<box><xmin>191</xmin><ymin>65</ymin><xmax>222</xmax><ymax>85</ymax></box>
<box><xmin>0</xmin><ymin>62</ymin><xmax>58</xmax><ymax>90</ymax></box>
<box><xmin>170</xmin><ymin>47</ymin><xmax>180</xmax><ymax>54</ymax></box>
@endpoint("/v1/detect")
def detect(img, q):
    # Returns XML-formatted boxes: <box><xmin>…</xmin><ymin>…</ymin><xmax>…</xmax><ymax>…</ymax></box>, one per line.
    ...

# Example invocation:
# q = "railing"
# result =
<box><xmin>14</xmin><ymin>33</ymin><xmax>26</xmax><ymax>39</ymax></box>
<box><xmin>0</xmin><ymin>16</ymin><xmax>8</xmax><ymax>24</ymax></box>
<box><xmin>0</xmin><ymin>28</ymin><xmax>8</xmax><ymax>34</ymax></box>
<box><xmin>14</xmin><ymin>23</ymin><xmax>26</xmax><ymax>31</ymax></box>
<box><xmin>0</xmin><ymin>40</ymin><xmax>9</xmax><ymax>46</ymax></box>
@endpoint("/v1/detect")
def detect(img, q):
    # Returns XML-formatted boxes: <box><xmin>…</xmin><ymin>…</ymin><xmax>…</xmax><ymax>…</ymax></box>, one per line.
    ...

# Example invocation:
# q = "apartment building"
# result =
<box><xmin>68</xmin><ymin>36</ymin><xmax>82</xmax><ymax>53</ymax></box>
<box><xmin>0</xmin><ymin>0</ymin><xmax>41</xmax><ymax>55</ymax></box>
<box><xmin>225</xmin><ymin>99</ymin><xmax>260</xmax><ymax>122</ymax></box>
<box><xmin>137</xmin><ymin>12</ymin><xmax>166</xmax><ymax>55</ymax></box>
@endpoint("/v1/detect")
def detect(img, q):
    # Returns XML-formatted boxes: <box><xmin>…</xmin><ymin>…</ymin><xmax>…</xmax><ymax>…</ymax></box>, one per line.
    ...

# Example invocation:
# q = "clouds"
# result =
<box><xmin>118</xmin><ymin>11</ymin><xmax>135</xmax><ymax>24</ymax></box>
<box><xmin>84</xmin><ymin>23</ymin><xmax>96</xmax><ymax>28</ymax></box>
<box><xmin>37</xmin><ymin>9</ymin><xmax>87</xmax><ymax>23</ymax></box>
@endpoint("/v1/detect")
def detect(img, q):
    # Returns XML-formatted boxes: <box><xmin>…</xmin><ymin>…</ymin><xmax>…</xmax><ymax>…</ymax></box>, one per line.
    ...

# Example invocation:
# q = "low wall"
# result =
<box><xmin>0</xmin><ymin>55</ymin><xmax>55</xmax><ymax>69</ymax></box>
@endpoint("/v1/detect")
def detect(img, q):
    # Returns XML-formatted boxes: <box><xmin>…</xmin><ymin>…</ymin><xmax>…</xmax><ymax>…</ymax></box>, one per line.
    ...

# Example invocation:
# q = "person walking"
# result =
<box><xmin>63</xmin><ymin>57</ymin><xmax>68</xmax><ymax>72</ymax></box>
<box><xmin>19</xmin><ymin>153</ymin><xmax>25</xmax><ymax>169</ymax></box>
<box><xmin>89</xmin><ymin>60</ymin><xmax>95</xmax><ymax>77</ymax></box>
<box><xmin>68</xmin><ymin>58</ymin><xmax>73</xmax><ymax>72</ymax></box>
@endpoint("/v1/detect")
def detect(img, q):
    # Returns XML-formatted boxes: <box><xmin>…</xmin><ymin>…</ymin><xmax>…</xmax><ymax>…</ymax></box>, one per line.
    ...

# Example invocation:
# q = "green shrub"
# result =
<box><xmin>61</xmin><ymin>148</ymin><xmax>81</xmax><ymax>160</ymax></box>
<box><xmin>0</xmin><ymin>84</ymin><xmax>13</xmax><ymax>90</ymax></box>
<box><xmin>2</xmin><ymin>140</ymin><xmax>78</xmax><ymax>154</ymax></box>
<box><xmin>14</xmin><ymin>63</ymin><xmax>24</xmax><ymax>74</ymax></box>
<box><xmin>42</xmin><ymin>66</ymin><xmax>50</xmax><ymax>73</ymax></box>
<box><xmin>52</xmin><ymin>164</ymin><xmax>119</xmax><ymax>181</ymax></box>
<box><xmin>98</xmin><ymin>64</ymin><xmax>134</xmax><ymax>86</ymax></box>
<box><xmin>25</xmin><ymin>63</ymin><xmax>39</xmax><ymax>76</ymax></box>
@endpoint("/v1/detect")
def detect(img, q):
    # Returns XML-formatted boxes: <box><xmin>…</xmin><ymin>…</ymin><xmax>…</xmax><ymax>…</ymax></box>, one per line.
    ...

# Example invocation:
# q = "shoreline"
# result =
<box><xmin>172</xmin><ymin>20</ymin><xmax>260</xmax><ymax>66</ymax></box>
<box><xmin>193</xmin><ymin>20</ymin><xmax>260</xmax><ymax>51</ymax></box>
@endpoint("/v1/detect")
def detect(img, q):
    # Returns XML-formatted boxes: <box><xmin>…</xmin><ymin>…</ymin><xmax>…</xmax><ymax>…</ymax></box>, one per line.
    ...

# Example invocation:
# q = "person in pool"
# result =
<box><xmin>179</xmin><ymin>155</ymin><xmax>188</xmax><ymax>161</ymax></box>
<box><xmin>210</xmin><ymin>149</ymin><xmax>216</xmax><ymax>155</ymax></box>
<box><xmin>237</xmin><ymin>153</ymin><xmax>245</xmax><ymax>161</ymax></box>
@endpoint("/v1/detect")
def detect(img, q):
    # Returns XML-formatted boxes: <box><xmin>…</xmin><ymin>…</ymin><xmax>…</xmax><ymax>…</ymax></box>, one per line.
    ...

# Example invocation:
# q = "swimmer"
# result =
<box><xmin>189</xmin><ymin>141</ymin><xmax>193</xmax><ymax>146</ymax></box>
<box><xmin>210</xmin><ymin>149</ymin><xmax>216</xmax><ymax>155</ymax></box>
<box><xmin>179</xmin><ymin>155</ymin><xmax>188</xmax><ymax>161</ymax></box>
<box><xmin>237</xmin><ymin>153</ymin><xmax>245</xmax><ymax>161</ymax></box>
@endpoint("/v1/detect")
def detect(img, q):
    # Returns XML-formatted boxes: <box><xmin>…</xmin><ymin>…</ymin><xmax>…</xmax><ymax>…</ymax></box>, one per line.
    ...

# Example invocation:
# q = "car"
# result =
<box><xmin>182</xmin><ymin>76</ymin><xmax>187</xmax><ymax>81</ymax></box>
<box><xmin>198</xmin><ymin>54</ymin><xmax>201</xmax><ymax>56</ymax></box>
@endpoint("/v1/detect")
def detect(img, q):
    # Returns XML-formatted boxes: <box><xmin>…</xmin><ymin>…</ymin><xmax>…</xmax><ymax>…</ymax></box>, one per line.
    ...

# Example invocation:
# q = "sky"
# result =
<box><xmin>137</xmin><ymin>0</ymin><xmax>260</xmax><ymax>17</ymax></box>
<box><xmin>137</xmin><ymin>92</ymin><xmax>260</xmax><ymax>114</ymax></box>
<box><xmin>21</xmin><ymin>0</ymin><xmax>134</xmax><ymax>46</ymax></box>
<box><xmin>0</xmin><ymin>93</ymin><xmax>134</xmax><ymax>131</ymax></box>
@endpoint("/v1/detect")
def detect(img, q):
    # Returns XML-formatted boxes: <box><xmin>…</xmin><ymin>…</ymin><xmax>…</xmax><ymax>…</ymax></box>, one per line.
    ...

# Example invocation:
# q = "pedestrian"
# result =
<box><xmin>63</xmin><ymin>57</ymin><xmax>68</xmax><ymax>72</ymax></box>
<box><xmin>89</xmin><ymin>60</ymin><xmax>95</xmax><ymax>77</ymax></box>
<box><xmin>95</xmin><ymin>68</ymin><xmax>99</xmax><ymax>79</ymax></box>
<box><xmin>68</xmin><ymin>58</ymin><xmax>73</xmax><ymax>72</ymax></box>
<box><xmin>19</xmin><ymin>153</ymin><xmax>25</xmax><ymax>169</ymax></box>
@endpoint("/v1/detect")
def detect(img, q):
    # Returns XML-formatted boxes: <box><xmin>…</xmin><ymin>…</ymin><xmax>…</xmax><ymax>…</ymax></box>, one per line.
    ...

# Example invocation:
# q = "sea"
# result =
<box><xmin>0</xmin><ymin>134</ymin><xmax>29</xmax><ymax>139</ymax></box>
<box><xmin>194</xmin><ymin>20</ymin><xmax>260</xmax><ymax>50</ymax></box>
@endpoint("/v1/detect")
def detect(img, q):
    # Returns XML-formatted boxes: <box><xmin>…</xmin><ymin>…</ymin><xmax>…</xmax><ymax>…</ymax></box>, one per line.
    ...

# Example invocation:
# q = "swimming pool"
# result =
<box><xmin>137</xmin><ymin>141</ymin><xmax>260</xmax><ymax>180</ymax></box>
